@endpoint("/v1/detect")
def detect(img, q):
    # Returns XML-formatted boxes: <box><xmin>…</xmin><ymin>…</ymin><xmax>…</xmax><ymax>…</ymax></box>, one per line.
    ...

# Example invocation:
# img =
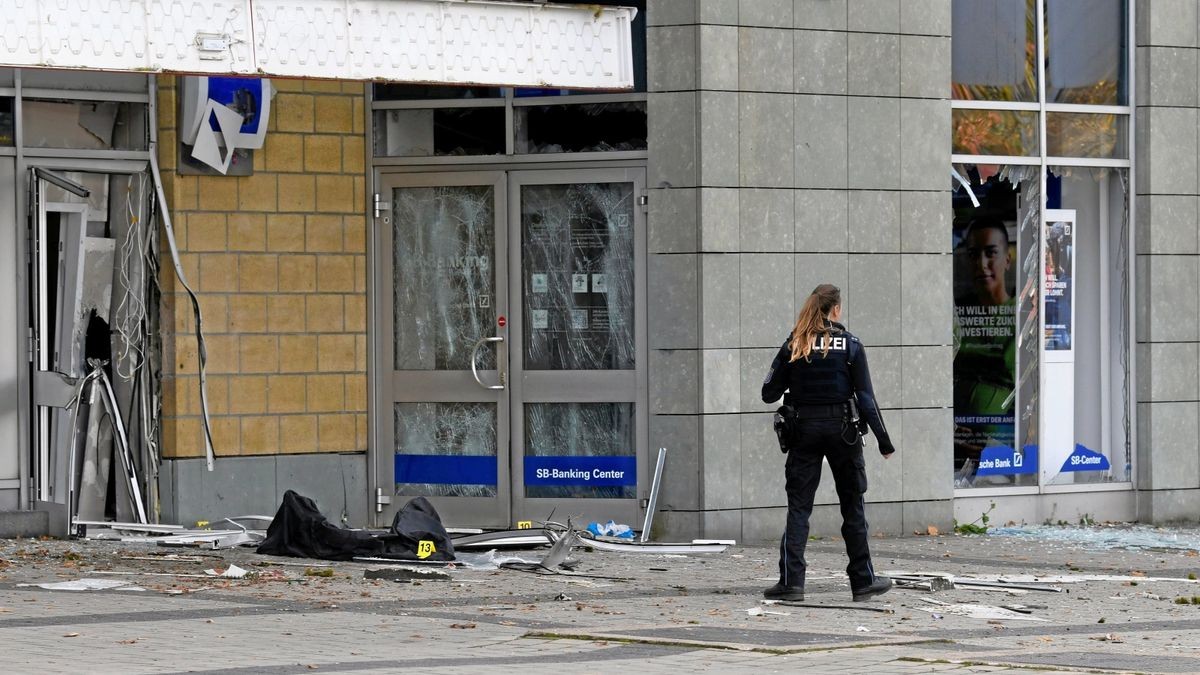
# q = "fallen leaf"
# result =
<box><xmin>926</xmin><ymin>525</ymin><xmax>939</xmax><ymax>536</ymax></box>
<box><xmin>449</xmin><ymin>623</ymin><xmax>476</xmax><ymax>629</ymax></box>
<box><xmin>63</xmin><ymin>633</ymin><xmax>79</xmax><ymax>638</ymax></box>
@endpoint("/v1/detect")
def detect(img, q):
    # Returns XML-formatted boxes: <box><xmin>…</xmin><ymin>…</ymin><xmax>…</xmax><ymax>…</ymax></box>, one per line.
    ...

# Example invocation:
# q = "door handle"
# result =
<box><xmin>470</xmin><ymin>336</ymin><xmax>505</xmax><ymax>390</ymax></box>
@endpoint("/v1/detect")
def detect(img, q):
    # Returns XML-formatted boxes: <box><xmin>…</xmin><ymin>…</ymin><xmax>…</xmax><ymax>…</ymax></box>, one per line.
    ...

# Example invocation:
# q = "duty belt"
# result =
<box><xmin>789</xmin><ymin>403</ymin><xmax>847</xmax><ymax>420</ymax></box>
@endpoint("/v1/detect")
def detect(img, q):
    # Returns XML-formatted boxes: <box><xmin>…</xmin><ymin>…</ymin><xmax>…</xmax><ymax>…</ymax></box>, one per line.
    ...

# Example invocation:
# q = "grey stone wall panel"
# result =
<box><xmin>901</xmin><ymin>35</ymin><xmax>951</xmax><ymax>99</ymax></box>
<box><xmin>700</xmin><ymin>91</ymin><xmax>741</xmax><ymax>186</ymax></box>
<box><xmin>649</xmin><ymin>349</ymin><xmax>701</xmax><ymax>414</ymax></box>
<box><xmin>700</xmin><ymin>187</ymin><xmax>741</xmax><ymax>251</ymax></box>
<box><xmin>848</xmin><ymin>253</ymin><xmax>902</xmax><ymax>345</ymax></box>
<box><xmin>740</xmin><ymin>28</ymin><xmax>795</xmax><ymax>93</ymax></box>
<box><xmin>699</xmin><ymin>0</ymin><xmax>738</xmax><ymax>25</ymax></box>
<box><xmin>700</xmin><ymin>253</ymin><xmax>742</xmax><ymax>348</ymax></box>
<box><xmin>795</xmin><ymin>95</ymin><xmax>848</xmax><ymax>188</ymax></box>
<box><xmin>848</xmin><ymin>97</ymin><xmax>900</xmax><ymax>189</ymax></box>
<box><xmin>740</xmin><ymin>345</ymin><xmax>781</xmax><ymax>412</ymax></box>
<box><xmin>740</xmin><ymin>187</ymin><xmax>795</xmax><ymax>251</ymax></box>
<box><xmin>795</xmin><ymin>189</ymin><xmax>849</xmax><ymax>252</ymax></box>
<box><xmin>1137</xmin><ymin>194</ymin><xmax>1199</xmax><ymax>255</ymax></box>
<box><xmin>900</xmin><ymin>98</ymin><xmax>951</xmax><ymax>191</ymax></box>
<box><xmin>1137</xmin><ymin>106</ymin><xmax>1199</xmax><ymax>195</ymax></box>
<box><xmin>648</xmin><ymin>92</ymin><xmax>699</xmax><ymax>188</ymax></box>
<box><xmin>901</xmin><ymin>253</ymin><xmax>953</xmax><ymax>345</ymax></box>
<box><xmin>794</xmin><ymin>29</ymin><xmax>847</xmax><ymax>95</ymax></box>
<box><xmin>699</xmin><ymin>25</ymin><xmax>739</xmax><ymax>90</ymax></box>
<box><xmin>1137</xmin><ymin>46</ymin><xmax>1199</xmax><ymax>107</ymax></box>
<box><xmin>649</xmin><ymin>413</ymin><xmax>702</xmax><ymax>511</ymax></box>
<box><xmin>701</xmin><ymin>348</ymin><xmax>743</xmax><ymax>413</ymax></box>
<box><xmin>901</xmin><ymin>190</ymin><xmax>952</xmax><ymax>253</ymax></box>
<box><xmin>1137</xmin><ymin>401</ymin><xmax>1200</xmax><ymax>491</ymax></box>
<box><xmin>900</xmin><ymin>407</ymin><xmax>953</xmax><ymax>501</ymax></box>
<box><xmin>1136</xmin><ymin>0</ymin><xmax>1197</xmax><ymax>48</ymax></box>
<box><xmin>649</xmin><ymin>253</ymin><xmax>700</xmax><ymax>348</ymax></box>
<box><xmin>793</xmin><ymin>253</ymin><xmax>848</xmax><ymax>316</ymax></box>
<box><xmin>793</xmin><ymin>0</ymin><xmax>846</xmax><ymax>31</ymax></box>
<box><xmin>701</xmin><ymin>414</ymin><xmax>742</xmax><ymax>509</ymax></box>
<box><xmin>649</xmin><ymin>25</ymin><xmax>698</xmax><ymax>92</ymax></box>
<box><xmin>848</xmin><ymin>33</ymin><xmax>900</xmax><ymax>96</ymax></box>
<box><xmin>900</xmin><ymin>345</ymin><xmax>953</xmax><ymax>408</ymax></box>
<box><xmin>648</xmin><ymin>0</ymin><xmax>697</xmax><ymax>26</ymax></box>
<box><xmin>648</xmin><ymin>187</ymin><xmax>699</xmax><ymax>254</ymax></box>
<box><xmin>847</xmin><ymin>189</ymin><xmax>901</xmax><ymax>252</ymax></box>
<box><xmin>740</xmin><ymin>252</ymin><xmax>796</xmax><ymax>346</ymax></box>
<box><xmin>1141</xmin><ymin>341</ymin><xmax>1200</xmax><ymax>402</ymax></box>
<box><xmin>740</xmin><ymin>93</ymin><xmax>794</xmax><ymax>187</ymax></box>
<box><xmin>740</xmin><ymin>0</ymin><xmax>792</xmax><ymax>27</ymax></box>
<box><xmin>848</xmin><ymin>0</ymin><xmax>899</xmax><ymax>33</ymax></box>
<box><xmin>900</xmin><ymin>0</ymin><xmax>951</xmax><ymax>36</ymax></box>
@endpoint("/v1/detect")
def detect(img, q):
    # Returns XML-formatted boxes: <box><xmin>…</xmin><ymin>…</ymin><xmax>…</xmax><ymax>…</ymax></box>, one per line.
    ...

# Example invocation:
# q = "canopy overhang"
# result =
<box><xmin>1</xmin><ymin>0</ymin><xmax>637</xmax><ymax>89</ymax></box>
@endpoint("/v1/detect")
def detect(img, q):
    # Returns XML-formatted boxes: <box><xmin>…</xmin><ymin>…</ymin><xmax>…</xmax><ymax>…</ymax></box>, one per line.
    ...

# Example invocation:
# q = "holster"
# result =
<box><xmin>773</xmin><ymin>406</ymin><xmax>795</xmax><ymax>454</ymax></box>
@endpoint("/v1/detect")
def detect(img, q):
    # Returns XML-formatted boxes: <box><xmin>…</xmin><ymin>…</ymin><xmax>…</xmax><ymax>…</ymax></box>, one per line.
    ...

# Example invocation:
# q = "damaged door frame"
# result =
<box><xmin>370</xmin><ymin>162</ymin><xmax>649</xmax><ymax>529</ymax></box>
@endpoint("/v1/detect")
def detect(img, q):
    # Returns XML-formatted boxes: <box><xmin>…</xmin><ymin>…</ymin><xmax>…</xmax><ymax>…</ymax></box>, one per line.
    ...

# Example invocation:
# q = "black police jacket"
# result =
<box><xmin>761</xmin><ymin>321</ymin><xmax>896</xmax><ymax>456</ymax></box>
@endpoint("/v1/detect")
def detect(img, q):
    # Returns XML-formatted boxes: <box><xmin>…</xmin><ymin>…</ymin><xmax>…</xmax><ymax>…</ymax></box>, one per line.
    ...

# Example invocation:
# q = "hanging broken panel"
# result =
<box><xmin>392</xmin><ymin>185</ymin><xmax>496</xmax><ymax>371</ymax></box>
<box><xmin>524</xmin><ymin>403</ymin><xmax>635</xmax><ymax>499</ymax></box>
<box><xmin>522</xmin><ymin>182</ymin><xmax>635</xmax><ymax>370</ymax></box>
<box><xmin>394</xmin><ymin>402</ymin><xmax>497</xmax><ymax>498</ymax></box>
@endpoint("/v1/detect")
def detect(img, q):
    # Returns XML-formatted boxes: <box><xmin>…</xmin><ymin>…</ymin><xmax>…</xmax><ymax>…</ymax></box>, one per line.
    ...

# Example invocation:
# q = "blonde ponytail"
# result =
<box><xmin>788</xmin><ymin>284</ymin><xmax>841</xmax><ymax>362</ymax></box>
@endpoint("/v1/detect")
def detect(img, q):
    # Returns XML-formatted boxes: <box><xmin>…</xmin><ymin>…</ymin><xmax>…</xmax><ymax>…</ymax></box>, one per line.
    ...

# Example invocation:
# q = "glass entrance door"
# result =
<box><xmin>375</xmin><ymin>168</ymin><xmax>646</xmax><ymax>528</ymax></box>
<box><xmin>377</xmin><ymin>172</ymin><xmax>510</xmax><ymax>527</ymax></box>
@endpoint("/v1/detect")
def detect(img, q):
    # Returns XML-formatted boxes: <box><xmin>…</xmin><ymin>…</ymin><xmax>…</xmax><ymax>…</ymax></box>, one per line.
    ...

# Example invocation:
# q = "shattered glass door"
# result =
<box><xmin>509</xmin><ymin>170</ymin><xmax>646</xmax><ymax>523</ymax></box>
<box><xmin>380</xmin><ymin>173</ymin><xmax>510</xmax><ymax>526</ymax></box>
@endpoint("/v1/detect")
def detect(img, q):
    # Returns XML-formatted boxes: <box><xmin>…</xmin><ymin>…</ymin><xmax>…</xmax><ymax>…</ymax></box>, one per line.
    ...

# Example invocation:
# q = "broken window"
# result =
<box><xmin>522</xmin><ymin>182</ymin><xmax>635</xmax><ymax>371</ymax></box>
<box><xmin>21</xmin><ymin>99</ymin><xmax>148</xmax><ymax>151</ymax></box>
<box><xmin>392</xmin><ymin>184</ymin><xmax>496</xmax><ymax>370</ymax></box>
<box><xmin>0</xmin><ymin>97</ymin><xmax>12</xmax><ymax>146</ymax></box>
<box><xmin>515</xmin><ymin>102</ymin><xmax>647</xmax><ymax>154</ymax></box>
<box><xmin>394</xmin><ymin>402</ymin><xmax>498</xmax><ymax>498</ymax></box>
<box><xmin>373</xmin><ymin>107</ymin><xmax>505</xmax><ymax>157</ymax></box>
<box><xmin>524</xmin><ymin>402</ymin><xmax>635</xmax><ymax>499</ymax></box>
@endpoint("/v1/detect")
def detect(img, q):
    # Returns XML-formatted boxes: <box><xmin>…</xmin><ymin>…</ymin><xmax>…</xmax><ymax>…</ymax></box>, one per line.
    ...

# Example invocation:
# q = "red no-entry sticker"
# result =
<box><xmin>498</xmin><ymin>315</ymin><xmax>507</xmax><ymax>327</ymax></box>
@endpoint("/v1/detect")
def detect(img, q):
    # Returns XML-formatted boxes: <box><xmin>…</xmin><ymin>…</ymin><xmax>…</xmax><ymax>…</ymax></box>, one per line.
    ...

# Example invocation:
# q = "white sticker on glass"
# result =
<box><xmin>531</xmin><ymin>273</ymin><xmax>548</xmax><ymax>293</ymax></box>
<box><xmin>572</xmin><ymin>274</ymin><xmax>589</xmax><ymax>293</ymax></box>
<box><xmin>592</xmin><ymin>274</ymin><xmax>607</xmax><ymax>293</ymax></box>
<box><xmin>571</xmin><ymin>309</ymin><xmax>588</xmax><ymax>329</ymax></box>
<box><xmin>531</xmin><ymin>309</ymin><xmax>549</xmax><ymax>330</ymax></box>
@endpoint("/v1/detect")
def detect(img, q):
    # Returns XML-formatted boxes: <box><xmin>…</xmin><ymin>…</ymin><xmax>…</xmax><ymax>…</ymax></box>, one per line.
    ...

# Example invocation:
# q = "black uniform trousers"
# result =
<box><xmin>779</xmin><ymin>417</ymin><xmax>876</xmax><ymax>591</ymax></box>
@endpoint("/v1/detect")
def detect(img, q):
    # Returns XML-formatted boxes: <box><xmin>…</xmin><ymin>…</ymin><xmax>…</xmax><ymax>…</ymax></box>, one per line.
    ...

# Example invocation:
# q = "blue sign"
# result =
<box><xmin>525</xmin><ymin>456</ymin><xmax>637</xmax><ymax>487</ymax></box>
<box><xmin>976</xmin><ymin>445</ymin><xmax>1038</xmax><ymax>476</ymax></box>
<box><xmin>394</xmin><ymin>454</ymin><xmax>497</xmax><ymax>486</ymax></box>
<box><xmin>1060</xmin><ymin>444</ymin><xmax>1110</xmax><ymax>472</ymax></box>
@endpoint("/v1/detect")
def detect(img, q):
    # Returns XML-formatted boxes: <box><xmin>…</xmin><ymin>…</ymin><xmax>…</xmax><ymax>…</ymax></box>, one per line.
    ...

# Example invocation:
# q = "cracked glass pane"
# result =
<box><xmin>394</xmin><ymin>402</ymin><xmax>497</xmax><ymax>498</ymax></box>
<box><xmin>524</xmin><ymin>403</ymin><xmax>635</xmax><ymax>499</ymax></box>
<box><xmin>522</xmin><ymin>182</ymin><xmax>635</xmax><ymax>370</ymax></box>
<box><xmin>393</xmin><ymin>185</ymin><xmax>496</xmax><ymax>370</ymax></box>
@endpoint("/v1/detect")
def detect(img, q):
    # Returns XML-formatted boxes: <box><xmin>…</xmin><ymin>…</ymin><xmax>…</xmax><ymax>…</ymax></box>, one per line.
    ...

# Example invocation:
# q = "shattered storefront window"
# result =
<box><xmin>392</xmin><ymin>185</ymin><xmax>496</xmax><ymax>371</ymax></box>
<box><xmin>524</xmin><ymin>403</ymin><xmax>635</xmax><ymax>499</ymax></box>
<box><xmin>522</xmin><ymin>182</ymin><xmax>635</xmax><ymax>371</ymax></box>
<box><xmin>394</xmin><ymin>402</ymin><xmax>498</xmax><ymax>498</ymax></box>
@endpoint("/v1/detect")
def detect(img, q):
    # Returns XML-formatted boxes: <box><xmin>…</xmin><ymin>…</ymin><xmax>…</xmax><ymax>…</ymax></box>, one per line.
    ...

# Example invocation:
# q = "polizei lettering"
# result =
<box><xmin>811</xmin><ymin>336</ymin><xmax>847</xmax><ymax>351</ymax></box>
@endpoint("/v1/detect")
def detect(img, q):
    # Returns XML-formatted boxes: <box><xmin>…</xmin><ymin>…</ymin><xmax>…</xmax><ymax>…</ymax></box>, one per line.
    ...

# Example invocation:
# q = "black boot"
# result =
<box><xmin>851</xmin><ymin>576</ymin><xmax>891</xmax><ymax>602</ymax></box>
<box><xmin>763</xmin><ymin>582</ymin><xmax>805</xmax><ymax>601</ymax></box>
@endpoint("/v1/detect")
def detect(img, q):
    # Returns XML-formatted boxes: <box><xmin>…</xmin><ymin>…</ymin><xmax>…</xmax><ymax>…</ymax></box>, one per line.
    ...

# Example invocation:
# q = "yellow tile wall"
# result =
<box><xmin>158</xmin><ymin>76</ymin><xmax>368</xmax><ymax>458</ymax></box>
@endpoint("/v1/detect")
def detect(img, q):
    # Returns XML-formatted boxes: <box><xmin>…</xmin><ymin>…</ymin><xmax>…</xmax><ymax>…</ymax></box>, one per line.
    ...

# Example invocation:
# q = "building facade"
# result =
<box><xmin>0</xmin><ymin>0</ymin><xmax>1196</xmax><ymax>541</ymax></box>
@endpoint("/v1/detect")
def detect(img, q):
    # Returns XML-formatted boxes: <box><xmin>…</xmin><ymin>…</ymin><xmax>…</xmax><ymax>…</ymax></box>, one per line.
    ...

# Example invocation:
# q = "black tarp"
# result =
<box><xmin>256</xmin><ymin>490</ymin><xmax>455</xmax><ymax>562</ymax></box>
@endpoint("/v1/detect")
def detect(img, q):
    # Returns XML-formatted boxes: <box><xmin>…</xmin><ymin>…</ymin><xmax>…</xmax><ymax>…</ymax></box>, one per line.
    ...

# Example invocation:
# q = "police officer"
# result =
<box><xmin>761</xmin><ymin>283</ymin><xmax>896</xmax><ymax>602</ymax></box>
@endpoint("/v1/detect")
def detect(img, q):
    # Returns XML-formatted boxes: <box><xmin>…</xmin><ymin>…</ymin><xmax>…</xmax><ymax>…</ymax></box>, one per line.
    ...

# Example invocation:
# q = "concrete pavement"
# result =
<box><xmin>4</xmin><ymin>526</ymin><xmax>1200</xmax><ymax>673</ymax></box>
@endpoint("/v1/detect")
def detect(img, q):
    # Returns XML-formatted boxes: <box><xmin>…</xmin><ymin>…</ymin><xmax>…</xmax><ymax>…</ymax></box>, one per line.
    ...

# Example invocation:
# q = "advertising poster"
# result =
<box><xmin>1043</xmin><ymin>219</ymin><xmax>1073</xmax><ymax>351</ymax></box>
<box><xmin>952</xmin><ymin>215</ymin><xmax>1017</xmax><ymax>480</ymax></box>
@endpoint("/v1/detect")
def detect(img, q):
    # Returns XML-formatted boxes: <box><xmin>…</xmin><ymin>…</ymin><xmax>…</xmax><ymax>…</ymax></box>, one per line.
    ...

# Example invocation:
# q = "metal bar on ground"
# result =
<box><xmin>75</xmin><ymin>519</ymin><xmax>184</xmax><ymax>533</ymax></box>
<box><xmin>771</xmin><ymin>601</ymin><xmax>895</xmax><ymax>613</ymax></box>
<box><xmin>580</xmin><ymin>537</ymin><xmax>726</xmax><ymax>554</ymax></box>
<box><xmin>640</xmin><ymin>447</ymin><xmax>666</xmax><ymax>543</ymax></box>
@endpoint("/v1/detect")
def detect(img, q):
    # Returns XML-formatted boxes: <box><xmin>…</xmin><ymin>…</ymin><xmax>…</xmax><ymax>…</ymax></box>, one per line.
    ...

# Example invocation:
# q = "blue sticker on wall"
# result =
<box><xmin>976</xmin><ymin>445</ymin><xmax>1038</xmax><ymax>476</ymax></box>
<box><xmin>525</xmin><ymin>456</ymin><xmax>637</xmax><ymax>487</ymax></box>
<box><xmin>1060</xmin><ymin>444</ymin><xmax>1110</xmax><ymax>472</ymax></box>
